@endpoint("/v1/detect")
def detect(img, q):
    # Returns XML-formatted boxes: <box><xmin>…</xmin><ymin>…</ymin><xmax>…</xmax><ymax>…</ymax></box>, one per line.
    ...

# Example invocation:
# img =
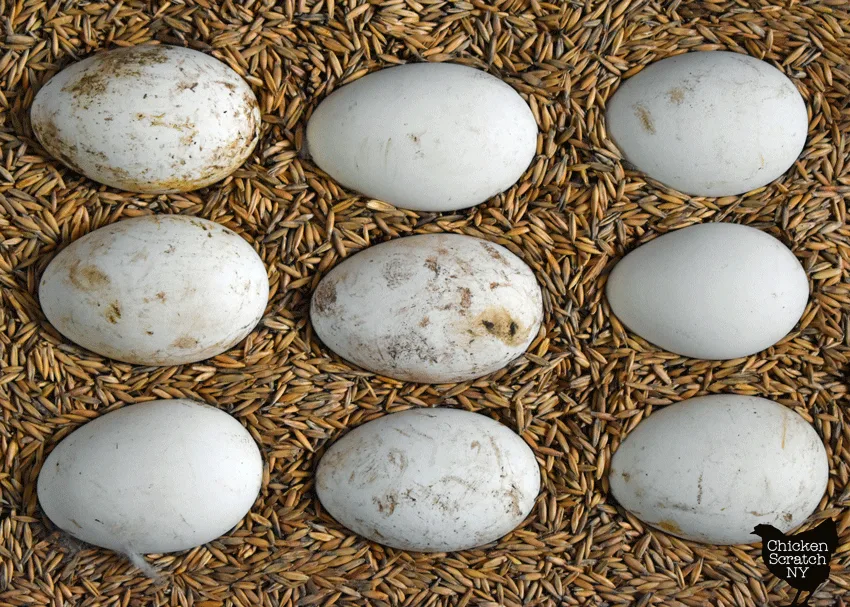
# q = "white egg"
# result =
<box><xmin>310</xmin><ymin>234</ymin><xmax>543</xmax><ymax>383</ymax></box>
<box><xmin>306</xmin><ymin>63</ymin><xmax>537</xmax><ymax>212</ymax></box>
<box><xmin>606</xmin><ymin>51</ymin><xmax>807</xmax><ymax>196</ymax></box>
<box><xmin>39</xmin><ymin>215</ymin><xmax>269</xmax><ymax>366</ymax></box>
<box><xmin>37</xmin><ymin>399</ymin><xmax>263</xmax><ymax>554</ymax></box>
<box><xmin>609</xmin><ymin>395</ymin><xmax>828</xmax><ymax>545</ymax></box>
<box><xmin>606</xmin><ymin>223</ymin><xmax>808</xmax><ymax>360</ymax></box>
<box><xmin>316</xmin><ymin>408</ymin><xmax>540</xmax><ymax>552</ymax></box>
<box><xmin>30</xmin><ymin>44</ymin><xmax>260</xmax><ymax>193</ymax></box>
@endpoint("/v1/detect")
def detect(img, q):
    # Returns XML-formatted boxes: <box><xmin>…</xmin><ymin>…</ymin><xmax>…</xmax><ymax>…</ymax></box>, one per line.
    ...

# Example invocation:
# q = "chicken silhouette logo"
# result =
<box><xmin>752</xmin><ymin>518</ymin><xmax>838</xmax><ymax>607</ymax></box>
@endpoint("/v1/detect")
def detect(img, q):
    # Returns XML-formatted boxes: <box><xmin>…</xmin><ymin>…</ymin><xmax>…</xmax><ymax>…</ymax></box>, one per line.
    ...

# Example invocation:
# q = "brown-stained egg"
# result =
<box><xmin>309</xmin><ymin>233</ymin><xmax>543</xmax><ymax>383</ymax></box>
<box><xmin>39</xmin><ymin>215</ymin><xmax>269</xmax><ymax>366</ymax></box>
<box><xmin>30</xmin><ymin>44</ymin><xmax>260</xmax><ymax>193</ymax></box>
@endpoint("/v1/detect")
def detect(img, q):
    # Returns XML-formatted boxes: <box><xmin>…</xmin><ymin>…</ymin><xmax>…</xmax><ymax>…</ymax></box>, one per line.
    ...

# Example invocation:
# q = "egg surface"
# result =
<box><xmin>609</xmin><ymin>395</ymin><xmax>828</xmax><ymax>545</ymax></box>
<box><xmin>39</xmin><ymin>215</ymin><xmax>269</xmax><ymax>366</ymax></box>
<box><xmin>310</xmin><ymin>233</ymin><xmax>543</xmax><ymax>383</ymax></box>
<box><xmin>606</xmin><ymin>222</ymin><xmax>808</xmax><ymax>360</ymax></box>
<box><xmin>37</xmin><ymin>399</ymin><xmax>263</xmax><ymax>554</ymax></box>
<box><xmin>306</xmin><ymin>63</ymin><xmax>537</xmax><ymax>212</ymax></box>
<box><xmin>606</xmin><ymin>51</ymin><xmax>807</xmax><ymax>196</ymax></box>
<box><xmin>30</xmin><ymin>44</ymin><xmax>260</xmax><ymax>193</ymax></box>
<box><xmin>316</xmin><ymin>408</ymin><xmax>540</xmax><ymax>552</ymax></box>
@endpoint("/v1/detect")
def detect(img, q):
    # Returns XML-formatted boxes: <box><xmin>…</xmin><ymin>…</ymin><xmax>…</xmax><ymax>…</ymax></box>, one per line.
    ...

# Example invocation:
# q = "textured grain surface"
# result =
<box><xmin>0</xmin><ymin>1</ymin><xmax>848</xmax><ymax>606</ymax></box>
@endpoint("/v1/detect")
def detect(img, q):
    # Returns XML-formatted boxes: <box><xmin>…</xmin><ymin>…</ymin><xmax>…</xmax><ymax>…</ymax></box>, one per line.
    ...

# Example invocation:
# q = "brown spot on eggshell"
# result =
<box><xmin>373</xmin><ymin>493</ymin><xmax>397</xmax><ymax>516</ymax></box>
<box><xmin>634</xmin><ymin>103</ymin><xmax>656</xmax><ymax>134</ymax></box>
<box><xmin>472</xmin><ymin>307</ymin><xmax>526</xmax><ymax>346</ymax></box>
<box><xmin>385</xmin><ymin>330</ymin><xmax>441</xmax><ymax>366</ymax></box>
<box><xmin>668</xmin><ymin>88</ymin><xmax>685</xmax><ymax>104</ymax></box>
<box><xmin>480</xmin><ymin>241</ymin><xmax>506</xmax><ymax>263</ymax></box>
<box><xmin>505</xmin><ymin>484</ymin><xmax>522</xmax><ymax>517</ymax></box>
<box><xmin>386</xmin><ymin>449</ymin><xmax>407</xmax><ymax>472</ymax></box>
<box><xmin>656</xmin><ymin>519</ymin><xmax>683</xmax><ymax>534</ymax></box>
<box><xmin>94</xmin><ymin>163</ymin><xmax>214</xmax><ymax>194</ymax></box>
<box><xmin>65</xmin><ymin>71</ymin><xmax>109</xmax><ymax>98</ymax></box>
<box><xmin>63</xmin><ymin>45</ymin><xmax>170</xmax><ymax>105</ymax></box>
<box><xmin>137</xmin><ymin>113</ymin><xmax>199</xmax><ymax>146</ymax></box>
<box><xmin>313</xmin><ymin>279</ymin><xmax>338</xmax><ymax>315</ymax></box>
<box><xmin>424</xmin><ymin>257</ymin><xmax>439</xmax><ymax>276</ymax></box>
<box><xmin>172</xmin><ymin>336</ymin><xmax>199</xmax><ymax>349</ymax></box>
<box><xmin>459</xmin><ymin>287</ymin><xmax>472</xmax><ymax>309</ymax></box>
<box><xmin>105</xmin><ymin>302</ymin><xmax>121</xmax><ymax>324</ymax></box>
<box><xmin>382</xmin><ymin>261</ymin><xmax>413</xmax><ymax>288</ymax></box>
<box><xmin>697</xmin><ymin>472</ymin><xmax>703</xmax><ymax>504</ymax></box>
<box><xmin>39</xmin><ymin>45</ymin><xmax>258</xmax><ymax>194</ymax></box>
<box><xmin>31</xmin><ymin>114</ymin><xmax>85</xmax><ymax>174</ymax></box>
<box><xmin>67</xmin><ymin>260</ymin><xmax>111</xmax><ymax>291</ymax></box>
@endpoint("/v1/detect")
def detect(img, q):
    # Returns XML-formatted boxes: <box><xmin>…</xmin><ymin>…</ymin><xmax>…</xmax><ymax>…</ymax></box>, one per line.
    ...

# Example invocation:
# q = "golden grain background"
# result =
<box><xmin>0</xmin><ymin>0</ymin><xmax>848</xmax><ymax>606</ymax></box>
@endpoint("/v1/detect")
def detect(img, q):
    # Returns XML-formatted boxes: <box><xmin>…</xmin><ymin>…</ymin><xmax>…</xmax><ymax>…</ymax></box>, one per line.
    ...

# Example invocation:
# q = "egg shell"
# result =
<box><xmin>609</xmin><ymin>395</ymin><xmax>828</xmax><ymax>545</ymax></box>
<box><xmin>606</xmin><ymin>222</ymin><xmax>808</xmax><ymax>360</ymax></box>
<box><xmin>310</xmin><ymin>233</ymin><xmax>543</xmax><ymax>383</ymax></box>
<box><xmin>37</xmin><ymin>399</ymin><xmax>263</xmax><ymax>554</ymax></box>
<box><xmin>306</xmin><ymin>63</ymin><xmax>538</xmax><ymax>212</ymax></box>
<box><xmin>30</xmin><ymin>44</ymin><xmax>260</xmax><ymax>193</ymax></box>
<box><xmin>39</xmin><ymin>215</ymin><xmax>269</xmax><ymax>366</ymax></box>
<box><xmin>606</xmin><ymin>51</ymin><xmax>807</xmax><ymax>196</ymax></box>
<box><xmin>316</xmin><ymin>408</ymin><xmax>540</xmax><ymax>552</ymax></box>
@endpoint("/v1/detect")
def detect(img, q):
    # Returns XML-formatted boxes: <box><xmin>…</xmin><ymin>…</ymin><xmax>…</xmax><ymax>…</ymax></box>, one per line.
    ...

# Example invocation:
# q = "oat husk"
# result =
<box><xmin>1</xmin><ymin>1</ymin><xmax>848</xmax><ymax>606</ymax></box>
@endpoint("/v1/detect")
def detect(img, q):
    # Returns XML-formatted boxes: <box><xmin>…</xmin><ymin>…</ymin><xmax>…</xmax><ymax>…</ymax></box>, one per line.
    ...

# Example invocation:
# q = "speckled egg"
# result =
<box><xmin>310</xmin><ymin>234</ymin><xmax>544</xmax><ymax>383</ymax></box>
<box><xmin>316</xmin><ymin>408</ymin><xmax>540</xmax><ymax>552</ymax></box>
<box><xmin>30</xmin><ymin>44</ymin><xmax>260</xmax><ymax>193</ymax></box>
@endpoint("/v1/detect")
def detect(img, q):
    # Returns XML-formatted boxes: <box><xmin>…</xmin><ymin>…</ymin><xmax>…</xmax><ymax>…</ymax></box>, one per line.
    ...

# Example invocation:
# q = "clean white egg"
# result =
<box><xmin>609</xmin><ymin>395</ymin><xmax>829</xmax><ymax>545</ymax></box>
<box><xmin>606</xmin><ymin>223</ymin><xmax>809</xmax><ymax>360</ymax></box>
<box><xmin>306</xmin><ymin>63</ymin><xmax>537</xmax><ymax>212</ymax></box>
<box><xmin>37</xmin><ymin>399</ymin><xmax>263</xmax><ymax>554</ymax></box>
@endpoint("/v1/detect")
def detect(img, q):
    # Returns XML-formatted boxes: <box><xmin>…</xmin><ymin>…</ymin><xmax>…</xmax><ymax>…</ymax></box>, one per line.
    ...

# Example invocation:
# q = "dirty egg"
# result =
<box><xmin>609</xmin><ymin>395</ymin><xmax>828</xmax><ymax>545</ymax></box>
<box><xmin>39</xmin><ymin>215</ymin><xmax>269</xmax><ymax>366</ymax></box>
<box><xmin>30</xmin><ymin>44</ymin><xmax>260</xmax><ymax>193</ymax></box>
<box><xmin>606</xmin><ymin>51</ymin><xmax>807</xmax><ymax>196</ymax></box>
<box><xmin>306</xmin><ymin>63</ymin><xmax>538</xmax><ymax>212</ymax></box>
<box><xmin>316</xmin><ymin>408</ymin><xmax>540</xmax><ymax>552</ymax></box>
<box><xmin>37</xmin><ymin>399</ymin><xmax>263</xmax><ymax>554</ymax></box>
<box><xmin>606</xmin><ymin>222</ymin><xmax>809</xmax><ymax>360</ymax></box>
<box><xmin>310</xmin><ymin>233</ymin><xmax>544</xmax><ymax>383</ymax></box>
